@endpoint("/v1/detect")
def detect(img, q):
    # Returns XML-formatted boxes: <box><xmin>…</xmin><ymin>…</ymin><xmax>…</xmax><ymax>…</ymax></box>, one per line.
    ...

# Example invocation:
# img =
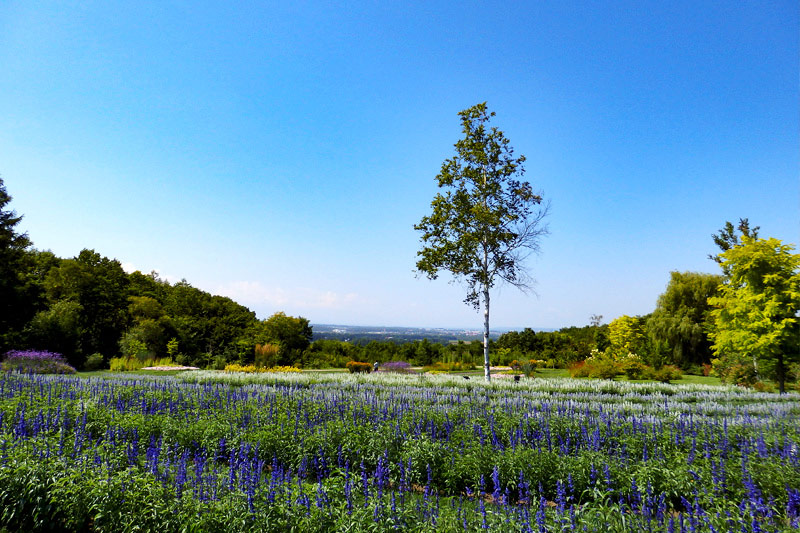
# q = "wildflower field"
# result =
<box><xmin>0</xmin><ymin>371</ymin><xmax>798</xmax><ymax>532</ymax></box>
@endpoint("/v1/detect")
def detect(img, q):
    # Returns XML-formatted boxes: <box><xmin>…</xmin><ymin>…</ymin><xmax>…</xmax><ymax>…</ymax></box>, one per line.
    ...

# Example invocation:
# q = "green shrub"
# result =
<box><xmin>109</xmin><ymin>357</ymin><xmax>146</xmax><ymax>371</ymax></box>
<box><xmin>619</xmin><ymin>355</ymin><xmax>651</xmax><ymax>380</ymax></box>
<box><xmin>211</xmin><ymin>354</ymin><xmax>227</xmax><ymax>370</ymax></box>
<box><xmin>752</xmin><ymin>381</ymin><xmax>776</xmax><ymax>393</ymax></box>
<box><xmin>711</xmin><ymin>354</ymin><xmax>758</xmax><ymax>387</ymax></box>
<box><xmin>685</xmin><ymin>364</ymin><xmax>705</xmax><ymax>376</ymax></box>
<box><xmin>83</xmin><ymin>352</ymin><xmax>105</xmax><ymax>371</ymax></box>
<box><xmin>588</xmin><ymin>357</ymin><xmax>622</xmax><ymax>379</ymax></box>
<box><xmin>653</xmin><ymin>364</ymin><xmax>683</xmax><ymax>383</ymax></box>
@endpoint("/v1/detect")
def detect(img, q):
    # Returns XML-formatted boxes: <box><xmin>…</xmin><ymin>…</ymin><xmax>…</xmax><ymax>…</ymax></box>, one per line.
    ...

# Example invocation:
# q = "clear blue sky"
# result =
<box><xmin>1</xmin><ymin>1</ymin><xmax>797</xmax><ymax>330</ymax></box>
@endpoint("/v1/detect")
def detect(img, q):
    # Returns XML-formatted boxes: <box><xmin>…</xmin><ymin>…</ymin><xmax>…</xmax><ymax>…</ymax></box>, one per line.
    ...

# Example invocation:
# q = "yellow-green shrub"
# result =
<box><xmin>423</xmin><ymin>361</ymin><xmax>474</xmax><ymax>373</ymax></box>
<box><xmin>224</xmin><ymin>364</ymin><xmax>300</xmax><ymax>373</ymax></box>
<box><xmin>109</xmin><ymin>357</ymin><xmax>177</xmax><ymax>372</ymax></box>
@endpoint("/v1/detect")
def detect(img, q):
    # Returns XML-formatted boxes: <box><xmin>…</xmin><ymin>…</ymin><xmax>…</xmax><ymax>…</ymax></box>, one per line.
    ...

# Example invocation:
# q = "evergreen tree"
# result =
<box><xmin>0</xmin><ymin>178</ymin><xmax>32</xmax><ymax>352</ymax></box>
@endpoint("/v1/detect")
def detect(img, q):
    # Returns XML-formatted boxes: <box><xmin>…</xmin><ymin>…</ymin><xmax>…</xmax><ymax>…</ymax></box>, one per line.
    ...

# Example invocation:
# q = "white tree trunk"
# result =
<box><xmin>483</xmin><ymin>285</ymin><xmax>490</xmax><ymax>382</ymax></box>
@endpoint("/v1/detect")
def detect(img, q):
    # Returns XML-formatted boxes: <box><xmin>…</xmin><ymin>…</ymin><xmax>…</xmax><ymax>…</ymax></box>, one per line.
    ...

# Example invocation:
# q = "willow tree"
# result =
<box><xmin>415</xmin><ymin>103</ymin><xmax>548</xmax><ymax>381</ymax></box>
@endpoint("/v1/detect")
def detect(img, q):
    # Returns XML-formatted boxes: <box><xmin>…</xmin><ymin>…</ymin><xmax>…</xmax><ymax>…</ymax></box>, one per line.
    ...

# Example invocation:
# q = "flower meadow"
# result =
<box><xmin>0</xmin><ymin>371</ymin><xmax>797</xmax><ymax>532</ymax></box>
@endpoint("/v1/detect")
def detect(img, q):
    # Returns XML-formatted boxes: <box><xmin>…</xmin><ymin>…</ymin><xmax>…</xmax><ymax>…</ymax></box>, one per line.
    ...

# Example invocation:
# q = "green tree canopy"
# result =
<box><xmin>707</xmin><ymin>236</ymin><xmax>800</xmax><ymax>393</ymax></box>
<box><xmin>607</xmin><ymin>315</ymin><xmax>647</xmax><ymax>357</ymax></box>
<box><xmin>258</xmin><ymin>312</ymin><xmax>312</xmax><ymax>366</ymax></box>
<box><xmin>414</xmin><ymin>103</ymin><xmax>548</xmax><ymax>381</ymax></box>
<box><xmin>43</xmin><ymin>249</ymin><xmax>130</xmax><ymax>363</ymax></box>
<box><xmin>646</xmin><ymin>271</ymin><xmax>722</xmax><ymax>368</ymax></box>
<box><xmin>709</xmin><ymin>218</ymin><xmax>759</xmax><ymax>275</ymax></box>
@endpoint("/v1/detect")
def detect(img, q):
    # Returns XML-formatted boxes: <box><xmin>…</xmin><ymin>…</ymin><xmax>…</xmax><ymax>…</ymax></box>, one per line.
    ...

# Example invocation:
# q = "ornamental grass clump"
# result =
<box><xmin>109</xmin><ymin>356</ymin><xmax>178</xmax><ymax>372</ymax></box>
<box><xmin>1</xmin><ymin>350</ymin><xmax>75</xmax><ymax>374</ymax></box>
<box><xmin>223</xmin><ymin>363</ymin><xmax>301</xmax><ymax>373</ymax></box>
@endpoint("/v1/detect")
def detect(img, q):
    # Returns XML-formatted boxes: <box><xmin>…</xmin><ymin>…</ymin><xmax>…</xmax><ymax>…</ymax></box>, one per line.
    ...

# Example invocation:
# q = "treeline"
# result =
<box><xmin>495</xmin><ymin>324</ymin><xmax>608</xmax><ymax>367</ymax></box>
<box><xmin>0</xmin><ymin>243</ymin><xmax>317</xmax><ymax>370</ymax></box>
<box><xmin>495</xmin><ymin>270</ymin><xmax>723</xmax><ymax>373</ymax></box>
<box><xmin>494</xmin><ymin>274</ymin><xmax>726</xmax><ymax>374</ymax></box>
<box><xmin>0</xmin><ymin>178</ymin><xmax>316</xmax><ymax>370</ymax></box>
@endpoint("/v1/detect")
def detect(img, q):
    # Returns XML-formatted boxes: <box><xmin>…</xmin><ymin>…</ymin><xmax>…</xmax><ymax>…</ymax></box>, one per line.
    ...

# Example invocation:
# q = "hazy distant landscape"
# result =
<box><xmin>311</xmin><ymin>324</ymin><xmax>519</xmax><ymax>344</ymax></box>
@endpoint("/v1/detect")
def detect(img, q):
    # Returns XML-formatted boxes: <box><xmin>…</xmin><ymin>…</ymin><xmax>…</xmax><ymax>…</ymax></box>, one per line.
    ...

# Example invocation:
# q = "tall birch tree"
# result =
<box><xmin>415</xmin><ymin>103</ymin><xmax>548</xmax><ymax>381</ymax></box>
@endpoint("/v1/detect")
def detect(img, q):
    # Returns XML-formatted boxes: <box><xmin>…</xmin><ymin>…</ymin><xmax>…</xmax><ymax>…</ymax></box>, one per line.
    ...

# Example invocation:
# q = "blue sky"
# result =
<box><xmin>1</xmin><ymin>1</ymin><xmax>797</xmax><ymax>330</ymax></box>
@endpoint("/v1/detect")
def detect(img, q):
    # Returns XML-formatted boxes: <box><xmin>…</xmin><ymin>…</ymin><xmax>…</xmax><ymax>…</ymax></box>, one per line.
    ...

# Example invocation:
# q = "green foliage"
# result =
<box><xmin>422</xmin><ymin>361</ymin><xmax>474</xmax><ymax>372</ymax></box>
<box><xmin>711</xmin><ymin>353</ymin><xmax>759</xmax><ymax>387</ymax></box>
<box><xmin>119</xmin><ymin>335</ymin><xmax>150</xmax><ymax>361</ymax></box>
<box><xmin>588</xmin><ymin>357</ymin><xmax>623</xmax><ymax>379</ymax></box>
<box><xmin>108</xmin><ymin>356</ymin><xmax>176</xmax><ymax>371</ymax></box>
<box><xmin>496</xmin><ymin>325</ymin><xmax>605</xmax><ymax>367</ymax></box>
<box><xmin>166</xmin><ymin>337</ymin><xmax>179</xmax><ymax>359</ymax></box>
<box><xmin>302</xmin><ymin>339</ymin><xmax>353</xmax><ymax>368</ymax></box>
<box><xmin>569</xmin><ymin>351</ymin><xmax>622</xmax><ymax>379</ymax></box>
<box><xmin>257</xmin><ymin>312</ymin><xmax>312</xmax><ymax>366</ymax></box>
<box><xmin>82</xmin><ymin>352</ymin><xmax>105</xmax><ymax>371</ymax></box>
<box><xmin>646</xmin><ymin>271</ymin><xmax>722</xmax><ymax>368</ymax></box>
<box><xmin>24</xmin><ymin>299</ymin><xmax>83</xmax><ymax>366</ymax></box>
<box><xmin>709</xmin><ymin>218</ymin><xmax>759</xmax><ymax>274</ymax></box>
<box><xmin>163</xmin><ymin>281</ymin><xmax>258</xmax><ymax>364</ymax></box>
<box><xmin>606</xmin><ymin>315</ymin><xmax>647</xmax><ymax>358</ymax></box>
<box><xmin>619</xmin><ymin>354</ymin><xmax>651</xmax><ymax>380</ymax></box>
<box><xmin>708</xmin><ymin>236</ymin><xmax>800</xmax><ymax>393</ymax></box>
<box><xmin>45</xmin><ymin>249</ymin><xmax>131</xmax><ymax>361</ymax></box>
<box><xmin>652</xmin><ymin>364</ymin><xmax>683</xmax><ymax>383</ymax></box>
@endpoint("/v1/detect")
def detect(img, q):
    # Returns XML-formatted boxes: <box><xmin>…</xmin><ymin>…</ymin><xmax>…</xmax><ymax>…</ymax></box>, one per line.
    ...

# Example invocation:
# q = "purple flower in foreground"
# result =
<box><xmin>2</xmin><ymin>350</ymin><xmax>75</xmax><ymax>374</ymax></box>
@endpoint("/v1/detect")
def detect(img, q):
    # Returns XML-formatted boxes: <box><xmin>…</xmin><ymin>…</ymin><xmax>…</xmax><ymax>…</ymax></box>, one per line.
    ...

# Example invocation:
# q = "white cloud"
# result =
<box><xmin>216</xmin><ymin>281</ymin><xmax>362</xmax><ymax>311</ymax></box>
<box><xmin>119</xmin><ymin>262</ymin><xmax>181</xmax><ymax>284</ymax></box>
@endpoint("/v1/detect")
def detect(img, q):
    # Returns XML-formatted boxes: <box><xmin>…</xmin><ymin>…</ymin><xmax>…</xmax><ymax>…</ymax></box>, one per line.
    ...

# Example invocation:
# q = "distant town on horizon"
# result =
<box><xmin>311</xmin><ymin>323</ymin><xmax>558</xmax><ymax>344</ymax></box>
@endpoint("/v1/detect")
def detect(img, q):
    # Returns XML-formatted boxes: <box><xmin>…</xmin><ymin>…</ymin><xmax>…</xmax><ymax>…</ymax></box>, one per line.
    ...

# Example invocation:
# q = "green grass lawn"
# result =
<box><xmin>675</xmin><ymin>374</ymin><xmax>722</xmax><ymax>385</ymax></box>
<box><xmin>534</xmin><ymin>367</ymin><xmax>571</xmax><ymax>378</ymax></box>
<box><xmin>77</xmin><ymin>366</ymin><xmax>727</xmax><ymax>387</ymax></box>
<box><xmin>532</xmin><ymin>367</ymin><xmax>723</xmax><ymax>385</ymax></box>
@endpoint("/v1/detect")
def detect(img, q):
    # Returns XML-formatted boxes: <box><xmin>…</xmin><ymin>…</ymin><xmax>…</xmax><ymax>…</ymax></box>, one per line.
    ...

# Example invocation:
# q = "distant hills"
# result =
<box><xmin>312</xmin><ymin>324</ymin><xmax>525</xmax><ymax>344</ymax></box>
